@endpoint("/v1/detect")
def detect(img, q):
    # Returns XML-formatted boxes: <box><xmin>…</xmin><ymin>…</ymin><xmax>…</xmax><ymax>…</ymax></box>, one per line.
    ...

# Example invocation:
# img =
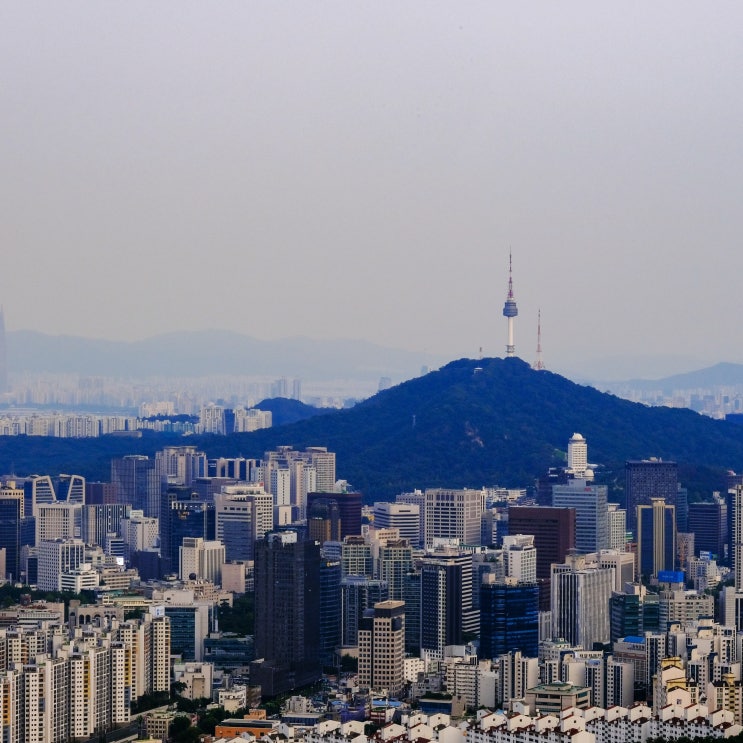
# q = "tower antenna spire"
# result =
<box><xmin>502</xmin><ymin>250</ymin><xmax>518</xmax><ymax>357</ymax></box>
<box><xmin>533</xmin><ymin>308</ymin><xmax>545</xmax><ymax>370</ymax></box>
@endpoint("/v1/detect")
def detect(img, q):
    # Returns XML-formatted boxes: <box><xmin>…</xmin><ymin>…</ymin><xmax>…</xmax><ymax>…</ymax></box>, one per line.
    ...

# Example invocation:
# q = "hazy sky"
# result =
<box><xmin>2</xmin><ymin>2</ymin><xmax>742</xmax><ymax>379</ymax></box>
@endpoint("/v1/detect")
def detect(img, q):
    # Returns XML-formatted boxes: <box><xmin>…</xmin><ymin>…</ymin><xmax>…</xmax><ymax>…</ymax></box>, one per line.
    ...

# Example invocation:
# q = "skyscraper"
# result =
<box><xmin>358</xmin><ymin>600</ymin><xmax>406</xmax><ymax>697</ymax></box>
<box><xmin>479</xmin><ymin>575</ymin><xmax>539</xmax><ymax>659</ymax></box>
<box><xmin>567</xmin><ymin>433</ymin><xmax>588</xmax><ymax>477</ymax></box>
<box><xmin>0</xmin><ymin>485</ymin><xmax>23</xmax><ymax>581</ymax></box>
<box><xmin>552</xmin><ymin>480</ymin><xmax>609</xmax><ymax>554</ymax></box>
<box><xmin>252</xmin><ymin>532</ymin><xmax>322</xmax><ymax>696</ymax></box>
<box><xmin>625</xmin><ymin>459</ymin><xmax>678</xmax><ymax>536</ymax></box>
<box><xmin>424</xmin><ymin>488</ymin><xmax>483</xmax><ymax>548</ymax></box>
<box><xmin>419</xmin><ymin>548</ymin><xmax>478</xmax><ymax>661</ymax></box>
<box><xmin>551</xmin><ymin>552</ymin><xmax>614</xmax><ymax>650</ymax></box>
<box><xmin>111</xmin><ymin>455</ymin><xmax>160</xmax><ymax>517</ymax></box>
<box><xmin>507</xmin><ymin>505</ymin><xmax>576</xmax><ymax>610</ymax></box>
<box><xmin>637</xmin><ymin>498</ymin><xmax>676</xmax><ymax>579</ymax></box>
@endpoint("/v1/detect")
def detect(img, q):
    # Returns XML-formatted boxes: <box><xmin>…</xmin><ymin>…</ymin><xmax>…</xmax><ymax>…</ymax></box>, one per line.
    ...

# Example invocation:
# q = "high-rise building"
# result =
<box><xmin>358</xmin><ymin>600</ymin><xmax>405</xmax><ymax>697</ymax></box>
<box><xmin>82</xmin><ymin>503</ymin><xmax>131</xmax><ymax>548</ymax></box>
<box><xmin>567</xmin><ymin>433</ymin><xmax>588</xmax><ymax>478</ymax></box>
<box><xmin>156</xmin><ymin>446</ymin><xmax>207</xmax><ymax>487</ymax></box>
<box><xmin>732</xmin><ymin>485</ymin><xmax>743</xmax><ymax>592</ymax></box>
<box><xmin>38</xmin><ymin>538</ymin><xmax>85</xmax><ymax>591</ymax></box>
<box><xmin>35</xmin><ymin>502</ymin><xmax>82</xmax><ymax>544</ymax></box>
<box><xmin>341</xmin><ymin>575</ymin><xmax>388</xmax><ymax>646</ymax></box>
<box><xmin>424</xmin><ymin>488</ymin><xmax>483</xmax><ymax>548</ymax></box>
<box><xmin>111</xmin><ymin>455</ymin><xmax>160</xmax><ymax>518</ymax></box>
<box><xmin>0</xmin><ymin>484</ymin><xmax>23</xmax><ymax>581</ymax></box>
<box><xmin>688</xmin><ymin>495</ymin><xmax>728</xmax><ymax>561</ymax></box>
<box><xmin>419</xmin><ymin>548</ymin><xmax>478</xmax><ymax>661</ymax></box>
<box><xmin>373</xmin><ymin>502</ymin><xmax>420</xmax><ymax>547</ymax></box>
<box><xmin>551</xmin><ymin>552</ymin><xmax>614</xmax><ymax>650</ymax></box>
<box><xmin>319</xmin><ymin>557</ymin><xmax>342</xmax><ymax>667</ymax></box>
<box><xmin>215</xmin><ymin>485</ymin><xmax>273</xmax><ymax>562</ymax></box>
<box><xmin>607</xmin><ymin>503</ymin><xmax>628</xmax><ymax>551</ymax></box>
<box><xmin>252</xmin><ymin>532</ymin><xmax>322</xmax><ymax>696</ymax></box>
<box><xmin>552</xmin><ymin>480</ymin><xmax>609</xmax><ymax>554</ymax></box>
<box><xmin>374</xmin><ymin>537</ymin><xmax>413</xmax><ymax>601</ymax></box>
<box><xmin>507</xmin><ymin>505</ymin><xmax>576</xmax><ymax>610</ymax></box>
<box><xmin>179</xmin><ymin>537</ymin><xmax>225</xmax><ymax>584</ymax></box>
<box><xmin>625</xmin><ymin>459</ymin><xmax>678</xmax><ymax>536</ymax></box>
<box><xmin>307</xmin><ymin>491</ymin><xmax>362</xmax><ymax>540</ymax></box>
<box><xmin>162</xmin><ymin>498</ymin><xmax>215</xmax><ymax>575</ymax></box>
<box><xmin>479</xmin><ymin>575</ymin><xmax>539</xmax><ymax>659</ymax></box>
<box><xmin>637</xmin><ymin>498</ymin><xmax>676</xmax><ymax>579</ymax></box>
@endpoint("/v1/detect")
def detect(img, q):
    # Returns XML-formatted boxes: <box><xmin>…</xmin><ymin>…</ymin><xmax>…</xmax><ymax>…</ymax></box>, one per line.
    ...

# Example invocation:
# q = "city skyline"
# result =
<box><xmin>2</xmin><ymin>4</ymin><xmax>743</xmax><ymax>381</ymax></box>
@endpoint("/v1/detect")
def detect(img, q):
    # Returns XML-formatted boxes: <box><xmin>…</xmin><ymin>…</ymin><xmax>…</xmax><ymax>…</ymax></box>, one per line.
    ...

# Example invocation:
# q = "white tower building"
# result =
<box><xmin>502</xmin><ymin>252</ymin><xmax>519</xmax><ymax>357</ymax></box>
<box><xmin>567</xmin><ymin>433</ymin><xmax>588</xmax><ymax>477</ymax></box>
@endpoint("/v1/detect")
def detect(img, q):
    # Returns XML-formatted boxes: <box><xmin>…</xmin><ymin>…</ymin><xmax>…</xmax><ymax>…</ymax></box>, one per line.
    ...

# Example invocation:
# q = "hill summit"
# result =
<box><xmin>2</xmin><ymin>357</ymin><xmax>743</xmax><ymax>500</ymax></box>
<box><xmin>218</xmin><ymin>357</ymin><xmax>743</xmax><ymax>499</ymax></box>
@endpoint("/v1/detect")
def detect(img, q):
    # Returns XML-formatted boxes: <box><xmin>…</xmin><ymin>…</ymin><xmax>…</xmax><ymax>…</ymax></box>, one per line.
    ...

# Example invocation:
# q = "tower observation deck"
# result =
<box><xmin>502</xmin><ymin>253</ymin><xmax>518</xmax><ymax>357</ymax></box>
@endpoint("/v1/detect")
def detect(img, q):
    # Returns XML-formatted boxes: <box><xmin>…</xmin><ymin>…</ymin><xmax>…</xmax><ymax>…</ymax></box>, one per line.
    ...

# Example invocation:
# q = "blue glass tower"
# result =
<box><xmin>479</xmin><ymin>579</ymin><xmax>539</xmax><ymax>659</ymax></box>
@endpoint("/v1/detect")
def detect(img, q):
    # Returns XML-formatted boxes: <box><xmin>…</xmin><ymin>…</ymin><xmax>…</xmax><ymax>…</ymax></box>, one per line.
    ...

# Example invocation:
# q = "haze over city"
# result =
<box><xmin>3</xmin><ymin>3</ymin><xmax>743</xmax><ymax>381</ymax></box>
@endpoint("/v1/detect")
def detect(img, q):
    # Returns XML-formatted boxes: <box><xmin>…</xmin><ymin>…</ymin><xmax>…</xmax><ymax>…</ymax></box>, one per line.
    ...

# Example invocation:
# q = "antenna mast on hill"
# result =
<box><xmin>533</xmin><ymin>308</ymin><xmax>545</xmax><ymax>370</ymax></box>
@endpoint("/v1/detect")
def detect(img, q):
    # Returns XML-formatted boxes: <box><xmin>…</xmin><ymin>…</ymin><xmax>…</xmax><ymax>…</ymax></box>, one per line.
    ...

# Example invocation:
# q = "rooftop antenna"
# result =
<box><xmin>533</xmin><ymin>308</ymin><xmax>545</xmax><ymax>370</ymax></box>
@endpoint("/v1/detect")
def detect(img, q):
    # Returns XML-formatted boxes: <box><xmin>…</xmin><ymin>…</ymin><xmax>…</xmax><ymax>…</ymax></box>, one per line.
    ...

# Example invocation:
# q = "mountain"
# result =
<box><xmin>609</xmin><ymin>362</ymin><xmax>743</xmax><ymax>394</ymax></box>
<box><xmin>2</xmin><ymin>357</ymin><xmax>743</xmax><ymax>500</ymax></box>
<box><xmin>5</xmin><ymin>330</ymin><xmax>445</xmax><ymax>382</ymax></box>
<box><xmin>584</xmin><ymin>361</ymin><xmax>743</xmax><ymax>395</ymax></box>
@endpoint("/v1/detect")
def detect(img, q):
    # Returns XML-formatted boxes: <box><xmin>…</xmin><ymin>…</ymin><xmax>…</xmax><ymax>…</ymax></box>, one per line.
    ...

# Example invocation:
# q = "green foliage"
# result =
<box><xmin>217</xmin><ymin>594</ymin><xmax>254</xmax><ymax>635</ymax></box>
<box><xmin>2</xmin><ymin>358</ymin><xmax>743</xmax><ymax>496</ymax></box>
<box><xmin>340</xmin><ymin>654</ymin><xmax>358</xmax><ymax>672</ymax></box>
<box><xmin>130</xmin><ymin>690</ymin><xmax>169</xmax><ymax>714</ymax></box>
<box><xmin>0</xmin><ymin>583</ymin><xmax>95</xmax><ymax>612</ymax></box>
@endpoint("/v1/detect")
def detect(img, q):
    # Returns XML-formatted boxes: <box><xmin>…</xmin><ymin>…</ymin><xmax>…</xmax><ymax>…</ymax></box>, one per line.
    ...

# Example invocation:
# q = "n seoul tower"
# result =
<box><xmin>502</xmin><ymin>252</ymin><xmax>518</xmax><ymax>357</ymax></box>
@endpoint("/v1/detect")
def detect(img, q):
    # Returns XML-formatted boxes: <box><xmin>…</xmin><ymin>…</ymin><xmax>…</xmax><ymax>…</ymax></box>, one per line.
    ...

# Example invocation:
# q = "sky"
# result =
<box><xmin>2</xmin><ymin>2</ymin><xmax>742</xmax><ymax>380</ymax></box>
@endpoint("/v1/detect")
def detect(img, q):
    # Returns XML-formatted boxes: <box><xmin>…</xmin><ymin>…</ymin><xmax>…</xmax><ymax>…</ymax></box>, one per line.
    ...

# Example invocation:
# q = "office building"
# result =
<box><xmin>307</xmin><ymin>496</ymin><xmax>342</xmax><ymax>543</ymax></box>
<box><xmin>625</xmin><ymin>459</ymin><xmax>678</xmax><ymax>535</ymax></box>
<box><xmin>179</xmin><ymin>537</ymin><xmax>225</xmax><ymax>584</ymax></box>
<box><xmin>607</xmin><ymin>503</ymin><xmax>627</xmax><ymax>550</ymax></box>
<box><xmin>507</xmin><ymin>505</ymin><xmax>576</xmax><ymax>610</ymax></box>
<box><xmin>419</xmin><ymin>548</ymin><xmax>478</xmax><ymax>660</ymax></box>
<box><xmin>373</xmin><ymin>502</ymin><xmax>421</xmax><ymax>547</ymax></box>
<box><xmin>82</xmin><ymin>503</ymin><xmax>131</xmax><ymax>548</ymax></box>
<box><xmin>552</xmin><ymin>480</ymin><xmax>609</xmax><ymax>553</ymax></box>
<box><xmin>156</xmin><ymin>446</ymin><xmax>207</xmax><ymax>487</ymax></box>
<box><xmin>162</xmin><ymin>497</ymin><xmax>215</xmax><ymax>575</ymax></box>
<box><xmin>215</xmin><ymin>485</ymin><xmax>273</xmax><ymax>562</ymax></box>
<box><xmin>252</xmin><ymin>532</ymin><xmax>322</xmax><ymax>696</ymax></box>
<box><xmin>551</xmin><ymin>552</ymin><xmax>614</xmax><ymax>650</ymax></box>
<box><xmin>637</xmin><ymin>498</ymin><xmax>676</xmax><ymax>579</ymax></box>
<box><xmin>307</xmin><ymin>491</ymin><xmax>362</xmax><ymax>539</ymax></box>
<box><xmin>341</xmin><ymin>575</ymin><xmax>388</xmax><ymax>646</ymax></box>
<box><xmin>358</xmin><ymin>600</ymin><xmax>405</xmax><ymax>697</ymax></box>
<box><xmin>319</xmin><ymin>558</ymin><xmax>342</xmax><ymax>667</ymax></box>
<box><xmin>38</xmin><ymin>538</ymin><xmax>85</xmax><ymax>591</ymax></box>
<box><xmin>35</xmin><ymin>502</ymin><xmax>82</xmax><ymax>544</ymax></box>
<box><xmin>0</xmin><ymin>485</ymin><xmax>23</xmax><ymax>581</ymax></box>
<box><xmin>374</xmin><ymin>537</ymin><xmax>413</xmax><ymax>601</ymax></box>
<box><xmin>111</xmin><ymin>455</ymin><xmax>160</xmax><ymax>518</ymax></box>
<box><xmin>688</xmin><ymin>495</ymin><xmax>728</xmax><ymax>561</ymax></box>
<box><xmin>479</xmin><ymin>575</ymin><xmax>539</xmax><ymax>659</ymax></box>
<box><xmin>424</xmin><ymin>488</ymin><xmax>483</xmax><ymax>548</ymax></box>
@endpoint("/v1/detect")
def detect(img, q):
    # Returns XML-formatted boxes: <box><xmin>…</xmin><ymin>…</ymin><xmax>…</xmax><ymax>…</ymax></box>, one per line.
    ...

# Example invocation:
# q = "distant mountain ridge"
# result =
<box><xmin>593</xmin><ymin>362</ymin><xmax>743</xmax><ymax>394</ymax></box>
<box><xmin>6</xmin><ymin>330</ymin><xmax>445</xmax><ymax>382</ymax></box>
<box><xmin>2</xmin><ymin>357</ymin><xmax>743</xmax><ymax>500</ymax></box>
